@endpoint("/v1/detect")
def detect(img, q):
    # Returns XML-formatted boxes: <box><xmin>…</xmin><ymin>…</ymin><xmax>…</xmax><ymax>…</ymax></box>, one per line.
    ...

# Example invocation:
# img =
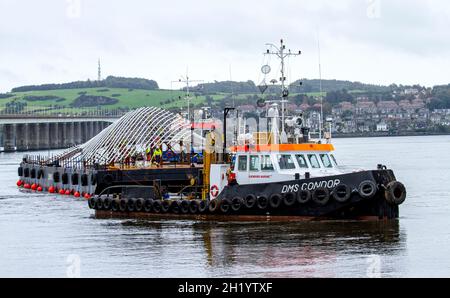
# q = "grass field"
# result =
<box><xmin>0</xmin><ymin>87</ymin><xmax>339</xmax><ymax>114</ymax></box>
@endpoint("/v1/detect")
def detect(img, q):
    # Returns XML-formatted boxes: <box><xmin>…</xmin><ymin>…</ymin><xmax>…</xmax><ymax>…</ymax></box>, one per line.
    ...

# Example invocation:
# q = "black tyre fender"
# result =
<box><xmin>102</xmin><ymin>198</ymin><xmax>112</xmax><ymax>210</ymax></box>
<box><xmin>119</xmin><ymin>199</ymin><xmax>127</xmax><ymax>212</ymax></box>
<box><xmin>189</xmin><ymin>200</ymin><xmax>199</xmax><ymax>214</ymax></box>
<box><xmin>24</xmin><ymin>168</ymin><xmax>30</xmax><ymax>178</ymax></box>
<box><xmin>144</xmin><ymin>199</ymin><xmax>154</xmax><ymax>213</ymax></box>
<box><xmin>219</xmin><ymin>198</ymin><xmax>231</xmax><ymax>213</ymax></box>
<box><xmin>170</xmin><ymin>200</ymin><xmax>181</xmax><ymax>214</ymax></box>
<box><xmin>152</xmin><ymin>200</ymin><xmax>162</xmax><ymax>213</ymax></box>
<box><xmin>180</xmin><ymin>200</ymin><xmax>190</xmax><ymax>214</ymax></box>
<box><xmin>127</xmin><ymin>198</ymin><xmax>136</xmax><ymax>212</ymax></box>
<box><xmin>358</xmin><ymin>180</ymin><xmax>377</xmax><ymax>199</ymax></box>
<box><xmin>297</xmin><ymin>189</ymin><xmax>311</xmax><ymax>204</ymax></box>
<box><xmin>198</xmin><ymin>200</ymin><xmax>208</xmax><ymax>213</ymax></box>
<box><xmin>135</xmin><ymin>198</ymin><xmax>145</xmax><ymax>212</ymax></box>
<box><xmin>18</xmin><ymin>167</ymin><xmax>24</xmax><ymax>177</ymax></box>
<box><xmin>208</xmin><ymin>199</ymin><xmax>220</xmax><ymax>213</ymax></box>
<box><xmin>312</xmin><ymin>187</ymin><xmax>330</xmax><ymax>206</ymax></box>
<box><xmin>88</xmin><ymin>197</ymin><xmax>96</xmax><ymax>209</ymax></box>
<box><xmin>111</xmin><ymin>199</ymin><xmax>120</xmax><ymax>212</ymax></box>
<box><xmin>244</xmin><ymin>194</ymin><xmax>257</xmax><ymax>209</ymax></box>
<box><xmin>161</xmin><ymin>200</ymin><xmax>171</xmax><ymax>213</ymax></box>
<box><xmin>269</xmin><ymin>194</ymin><xmax>282</xmax><ymax>209</ymax></box>
<box><xmin>385</xmin><ymin>181</ymin><xmax>407</xmax><ymax>205</ymax></box>
<box><xmin>30</xmin><ymin>168</ymin><xmax>36</xmax><ymax>179</ymax></box>
<box><xmin>257</xmin><ymin>196</ymin><xmax>269</xmax><ymax>210</ymax></box>
<box><xmin>96</xmin><ymin>197</ymin><xmax>104</xmax><ymax>210</ymax></box>
<box><xmin>332</xmin><ymin>184</ymin><xmax>352</xmax><ymax>203</ymax></box>
<box><xmin>231</xmin><ymin>197</ymin><xmax>243</xmax><ymax>212</ymax></box>
<box><xmin>38</xmin><ymin>169</ymin><xmax>45</xmax><ymax>179</ymax></box>
<box><xmin>283</xmin><ymin>192</ymin><xmax>297</xmax><ymax>207</ymax></box>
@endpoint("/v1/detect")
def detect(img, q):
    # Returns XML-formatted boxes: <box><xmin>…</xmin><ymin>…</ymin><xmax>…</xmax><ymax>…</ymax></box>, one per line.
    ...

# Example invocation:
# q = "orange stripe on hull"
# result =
<box><xmin>230</xmin><ymin>143</ymin><xmax>334</xmax><ymax>153</ymax></box>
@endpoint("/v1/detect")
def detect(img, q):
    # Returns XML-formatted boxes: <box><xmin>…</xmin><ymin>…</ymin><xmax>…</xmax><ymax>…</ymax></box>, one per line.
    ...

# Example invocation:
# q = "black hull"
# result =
<box><xmin>91</xmin><ymin>169</ymin><xmax>402</xmax><ymax>221</ymax></box>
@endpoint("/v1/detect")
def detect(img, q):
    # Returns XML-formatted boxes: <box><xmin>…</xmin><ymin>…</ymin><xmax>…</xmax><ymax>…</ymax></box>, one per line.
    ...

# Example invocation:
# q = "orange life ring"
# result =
<box><xmin>210</xmin><ymin>185</ymin><xmax>219</xmax><ymax>198</ymax></box>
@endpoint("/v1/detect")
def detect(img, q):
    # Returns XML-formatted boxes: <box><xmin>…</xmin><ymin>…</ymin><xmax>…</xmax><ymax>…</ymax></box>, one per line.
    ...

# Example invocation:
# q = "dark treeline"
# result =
<box><xmin>190</xmin><ymin>80</ymin><xmax>258</xmax><ymax>94</ymax></box>
<box><xmin>11</xmin><ymin>76</ymin><xmax>159</xmax><ymax>92</ymax></box>
<box><xmin>429</xmin><ymin>84</ymin><xmax>450</xmax><ymax>109</ymax></box>
<box><xmin>289</xmin><ymin>79</ymin><xmax>392</xmax><ymax>93</ymax></box>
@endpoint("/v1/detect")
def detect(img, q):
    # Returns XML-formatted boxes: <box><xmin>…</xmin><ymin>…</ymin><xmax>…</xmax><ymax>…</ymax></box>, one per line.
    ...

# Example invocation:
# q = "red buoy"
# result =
<box><xmin>48</xmin><ymin>186</ymin><xmax>55</xmax><ymax>193</ymax></box>
<box><xmin>59</xmin><ymin>189</ymin><xmax>65</xmax><ymax>195</ymax></box>
<box><xmin>37</xmin><ymin>186</ymin><xmax>43</xmax><ymax>192</ymax></box>
<box><xmin>16</xmin><ymin>180</ymin><xmax>23</xmax><ymax>187</ymax></box>
<box><xmin>31</xmin><ymin>184</ymin><xmax>37</xmax><ymax>191</ymax></box>
<box><xmin>84</xmin><ymin>193</ymin><xmax>91</xmax><ymax>200</ymax></box>
<box><xmin>65</xmin><ymin>189</ymin><xmax>71</xmax><ymax>195</ymax></box>
<box><xmin>24</xmin><ymin>183</ymin><xmax>31</xmax><ymax>189</ymax></box>
<box><xmin>74</xmin><ymin>191</ymin><xmax>81</xmax><ymax>198</ymax></box>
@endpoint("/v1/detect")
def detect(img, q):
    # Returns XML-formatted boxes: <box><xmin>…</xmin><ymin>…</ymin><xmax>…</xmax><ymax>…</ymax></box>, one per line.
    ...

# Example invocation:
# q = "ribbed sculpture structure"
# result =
<box><xmin>51</xmin><ymin>107</ymin><xmax>199</xmax><ymax>167</ymax></box>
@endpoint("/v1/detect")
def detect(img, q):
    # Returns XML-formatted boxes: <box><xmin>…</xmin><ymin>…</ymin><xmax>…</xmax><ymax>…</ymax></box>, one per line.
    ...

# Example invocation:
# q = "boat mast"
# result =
<box><xmin>265</xmin><ymin>39</ymin><xmax>301</xmax><ymax>143</ymax></box>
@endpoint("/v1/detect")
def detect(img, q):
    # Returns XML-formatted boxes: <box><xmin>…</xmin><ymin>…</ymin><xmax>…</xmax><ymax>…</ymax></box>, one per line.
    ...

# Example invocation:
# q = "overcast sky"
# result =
<box><xmin>1</xmin><ymin>0</ymin><xmax>449</xmax><ymax>92</ymax></box>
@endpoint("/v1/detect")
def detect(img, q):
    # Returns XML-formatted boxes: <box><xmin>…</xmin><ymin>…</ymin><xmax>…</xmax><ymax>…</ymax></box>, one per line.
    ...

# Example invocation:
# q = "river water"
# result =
<box><xmin>0</xmin><ymin>135</ymin><xmax>449</xmax><ymax>277</ymax></box>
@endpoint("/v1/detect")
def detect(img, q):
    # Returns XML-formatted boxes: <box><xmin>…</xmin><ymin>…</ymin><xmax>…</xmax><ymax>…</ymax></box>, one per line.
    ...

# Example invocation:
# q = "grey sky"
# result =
<box><xmin>1</xmin><ymin>0</ymin><xmax>449</xmax><ymax>92</ymax></box>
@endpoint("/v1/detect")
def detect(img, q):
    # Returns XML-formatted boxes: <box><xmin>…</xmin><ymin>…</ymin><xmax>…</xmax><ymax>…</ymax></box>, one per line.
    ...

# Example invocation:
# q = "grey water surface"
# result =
<box><xmin>1</xmin><ymin>135</ymin><xmax>449</xmax><ymax>277</ymax></box>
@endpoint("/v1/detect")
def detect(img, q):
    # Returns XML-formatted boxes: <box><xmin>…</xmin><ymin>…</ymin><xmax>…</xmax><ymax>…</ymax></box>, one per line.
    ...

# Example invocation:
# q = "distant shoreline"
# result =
<box><xmin>331</xmin><ymin>132</ymin><xmax>450</xmax><ymax>139</ymax></box>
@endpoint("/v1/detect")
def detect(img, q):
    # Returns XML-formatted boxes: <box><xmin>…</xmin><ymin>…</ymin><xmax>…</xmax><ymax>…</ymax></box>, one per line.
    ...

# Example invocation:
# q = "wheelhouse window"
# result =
<box><xmin>295</xmin><ymin>154</ymin><xmax>309</xmax><ymax>168</ymax></box>
<box><xmin>261</xmin><ymin>155</ymin><xmax>274</xmax><ymax>171</ymax></box>
<box><xmin>319</xmin><ymin>154</ymin><xmax>333</xmax><ymax>168</ymax></box>
<box><xmin>238</xmin><ymin>155</ymin><xmax>248</xmax><ymax>171</ymax></box>
<box><xmin>249</xmin><ymin>155</ymin><xmax>260</xmax><ymax>171</ymax></box>
<box><xmin>330</xmin><ymin>154</ymin><xmax>338</xmax><ymax>166</ymax></box>
<box><xmin>307</xmin><ymin>154</ymin><xmax>321</xmax><ymax>168</ymax></box>
<box><xmin>278</xmin><ymin>154</ymin><xmax>296</xmax><ymax>170</ymax></box>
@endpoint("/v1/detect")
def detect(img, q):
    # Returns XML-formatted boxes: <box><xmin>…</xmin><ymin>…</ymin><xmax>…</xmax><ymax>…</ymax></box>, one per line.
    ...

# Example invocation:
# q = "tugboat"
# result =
<box><xmin>16</xmin><ymin>39</ymin><xmax>406</xmax><ymax>221</ymax></box>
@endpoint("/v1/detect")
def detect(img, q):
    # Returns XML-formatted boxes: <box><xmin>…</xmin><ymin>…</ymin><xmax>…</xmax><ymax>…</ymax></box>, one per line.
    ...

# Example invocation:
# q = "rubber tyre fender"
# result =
<box><xmin>24</xmin><ymin>168</ymin><xmax>30</xmax><ymax>178</ymax></box>
<box><xmin>152</xmin><ymin>200</ymin><xmax>162</xmax><ymax>213</ymax></box>
<box><xmin>312</xmin><ymin>187</ymin><xmax>330</xmax><ymax>206</ymax></box>
<box><xmin>178</xmin><ymin>200</ymin><xmax>189</xmax><ymax>214</ymax></box>
<box><xmin>358</xmin><ymin>180</ymin><xmax>377</xmax><ymax>199</ymax></box>
<box><xmin>231</xmin><ymin>197</ymin><xmax>243</xmax><ymax>212</ymax></box>
<box><xmin>18</xmin><ymin>167</ymin><xmax>24</xmax><ymax>177</ymax></box>
<box><xmin>111</xmin><ymin>199</ymin><xmax>120</xmax><ymax>212</ymax></box>
<box><xmin>81</xmin><ymin>174</ymin><xmax>89</xmax><ymax>186</ymax></box>
<box><xmin>198</xmin><ymin>200</ymin><xmax>208</xmax><ymax>213</ymax></box>
<box><xmin>127</xmin><ymin>198</ymin><xmax>136</xmax><ymax>212</ymax></box>
<box><xmin>102</xmin><ymin>198</ymin><xmax>112</xmax><ymax>210</ymax></box>
<box><xmin>208</xmin><ymin>199</ymin><xmax>220</xmax><ymax>213</ymax></box>
<box><xmin>257</xmin><ymin>196</ymin><xmax>269</xmax><ymax>210</ymax></box>
<box><xmin>119</xmin><ymin>199</ymin><xmax>128</xmax><ymax>212</ymax></box>
<box><xmin>283</xmin><ymin>192</ymin><xmax>297</xmax><ymax>207</ymax></box>
<box><xmin>269</xmin><ymin>194</ymin><xmax>282</xmax><ymax>209</ymax></box>
<box><xmin>297</xmin><ymin>189</ymin><xmax>311</xmax><ymax>204</ymax></box>
<box><xmin>170</xmin><ymin>200</ymin><xmax>181</xmax><ymax>214</ymax></box>
<box><xmin>332</xmin><ymin>184</ymin><xmax>352</xmax><ymax>203</ymax></box>
<box><xmin>385</xmin><ymin>181</ymin><xmax>407</xmax><ymax>205</ymax></box>
<box><xmin>244</xmin><ymin>194</ymin><xmax>257</xmax><ymax>209</ymax></box>
<box><xmin>96</xmin><ymin>197</ymin><xmax>104</xmax><ymax>210</ymax></box>
<box><xmin>219</xmin><ymin>198</ymin><xmax>232</xmax><ymax>214</ymax></box>
<box><xmin>30</xmin><ymin>168</ymin><xmax>36</xmax><ymax>179</ymax></box>
<box><xmin>135</xmin><ymin>198</ymin><xmax>145</xmax><ymax>212</ymax></box>
<box><xmin>88</xmin><ymin>197</ymin><xmax>97</xmax><ymax>209</ymax></box>
<box><xmin>189</xmin><ymin>200</ymin><xmax>199</xmax><ymax>214</ymax></box>
<box><xmin>161</xmin><ymin>200</ymin><xmax>171</xmax><ymax>213</ymax></box>
<box><xmin>37</xmin><ymin>169</ymin><xmax>45</xmax><ymax>179</ymax></box>
<box><xmin>144</xmin><ymin>199</ymin><xmax>154</xmax><ymax>213</ymax></box>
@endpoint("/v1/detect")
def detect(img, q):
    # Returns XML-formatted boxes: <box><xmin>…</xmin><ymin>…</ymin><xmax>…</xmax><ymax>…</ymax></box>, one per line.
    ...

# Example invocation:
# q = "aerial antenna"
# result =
<box><xmin>317</xmin><ymin>32</ymin><xmax>324</xmax><ymax>141</ymax></box>
<box><xmin>264</xmin><ymin>39</ymin><xmax>301</xmax><ymax>143</ymax></box>
<box><xmin>229</xmin><ymin>64</ymin><xmax>235</xmax><ymax>108</ymax></box>
<box><xmin>97</xmin><ymin>58</ymin><xmax>102</xmax><ymax>81</ymax></box>
<box><xmin>172</xmin><ymin>67</ymin><xmax>203</xmax><ymax>120</ymax></box>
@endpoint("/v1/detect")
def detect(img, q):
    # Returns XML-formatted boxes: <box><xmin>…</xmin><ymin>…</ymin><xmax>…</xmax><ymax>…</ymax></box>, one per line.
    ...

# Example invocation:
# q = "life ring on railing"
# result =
<box><xmin>210</xmin><ymin>185</ymin><xmax>219</xmax><ymax>198</ymax></box>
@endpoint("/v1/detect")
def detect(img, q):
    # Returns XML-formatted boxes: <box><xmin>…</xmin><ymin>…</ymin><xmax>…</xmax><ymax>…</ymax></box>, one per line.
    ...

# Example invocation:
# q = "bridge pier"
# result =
<box><xmin>0</xmin><ymin>119</ymin><xmax>112</xmax><ymax>152</ymax></box>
